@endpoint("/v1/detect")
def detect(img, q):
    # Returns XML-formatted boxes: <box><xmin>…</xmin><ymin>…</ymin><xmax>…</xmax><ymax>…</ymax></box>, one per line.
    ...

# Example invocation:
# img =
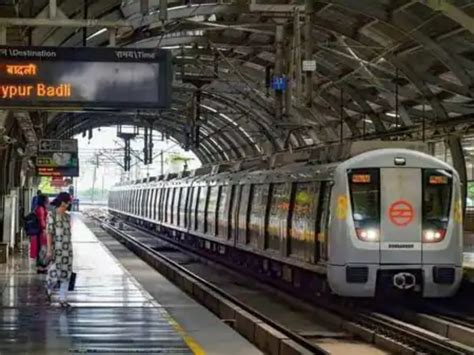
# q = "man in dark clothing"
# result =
<box><xmin>31</xmin><ymin>190</ymin><xmax>42</xmax><ymax>211</ymax></box>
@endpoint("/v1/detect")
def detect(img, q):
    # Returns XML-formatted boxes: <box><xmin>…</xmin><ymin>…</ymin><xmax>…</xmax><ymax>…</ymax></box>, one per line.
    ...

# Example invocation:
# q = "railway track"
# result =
<box><xmin>89</xmin><ymin>211</ymin><xmax>474</xmax><ymax>355</ymax></box>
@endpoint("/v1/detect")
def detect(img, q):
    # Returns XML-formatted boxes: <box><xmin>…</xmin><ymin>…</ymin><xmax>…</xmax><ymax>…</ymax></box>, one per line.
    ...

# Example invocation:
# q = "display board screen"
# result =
<box><xmin>0</xmin><ymin>46</ymin><xmax>172</xmax><ymax>109</ymax></box>
<box><xmin>36</xmin><ymin>139</ymin><xmax>79</xmax><ymax>177</ymax></box>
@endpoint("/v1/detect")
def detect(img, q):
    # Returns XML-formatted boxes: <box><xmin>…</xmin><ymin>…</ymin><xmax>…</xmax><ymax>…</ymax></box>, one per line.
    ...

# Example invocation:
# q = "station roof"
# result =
<box><xmin>3</xmin><ymin>0</ymin><xmax>474</xmax><ymax>165</ymax></box>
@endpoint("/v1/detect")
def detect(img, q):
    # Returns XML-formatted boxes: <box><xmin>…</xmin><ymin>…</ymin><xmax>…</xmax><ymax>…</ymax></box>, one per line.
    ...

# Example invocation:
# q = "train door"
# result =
<box><xmin>317</xmin><ymin>181</ymin><xmax>331</xmax><ymax>262</ymax></box>
<box><xmin>380</xmin><ymin>168</ymin><xmax>422</xmax><ymax>264</ymax></box>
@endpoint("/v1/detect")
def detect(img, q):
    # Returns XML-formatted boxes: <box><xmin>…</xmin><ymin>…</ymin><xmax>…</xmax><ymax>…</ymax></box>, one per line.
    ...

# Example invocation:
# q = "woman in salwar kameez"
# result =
<box><xmin>46</xmin><ymin>192</ymin><xmax>73</xmax><ymax>308</ymax></box>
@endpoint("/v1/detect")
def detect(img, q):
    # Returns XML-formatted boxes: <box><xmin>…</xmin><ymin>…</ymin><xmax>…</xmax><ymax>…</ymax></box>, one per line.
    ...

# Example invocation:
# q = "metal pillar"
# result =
<box><xmin>159</xmin><ymin>0</ymin><xmax>168</xmax><ymax>21</ymax></box>
<box><xmin>108</xmin><ymin>28</ymin><xmax>116</xmax><ymax>46</ymax></box>
<box><xmin>304</xmin><ymin>0</ymin><xmax>314</xmax><ymax>107</ymax></box>
<box><xmin>274</xmin><ymin>23</ymin><xmax>285</xmax><ymax>120</ymax></box>
<box><xmin>447</xmin><ymin>135</ymin><xmax>467</xmax><ymax>212</ymax></box>
<box><xmin>140</xmin><ymin>0</ymin><xmax>149</xmax><ymax>14</ymax></box>
<box><xmin>293</xmin><ymin>9</ymin><xmax>302</xmax><ymax>105</ymax></box>
<box><xmin>49</xmin><ymin>0</ymin><xmax>57</xmax><ymax>19</ymax></box>
<box><xmin>0</xmin><ymin>26</ymin><xmax>6</xmax><ymax>45</ymax></box>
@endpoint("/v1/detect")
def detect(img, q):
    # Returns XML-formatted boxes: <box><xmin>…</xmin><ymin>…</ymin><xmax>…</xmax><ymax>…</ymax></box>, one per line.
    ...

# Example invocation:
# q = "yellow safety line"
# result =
<box><xmin>164</xmin><ymin>313</ymin><xmax>206</xmax><ymax>355</ymax></box>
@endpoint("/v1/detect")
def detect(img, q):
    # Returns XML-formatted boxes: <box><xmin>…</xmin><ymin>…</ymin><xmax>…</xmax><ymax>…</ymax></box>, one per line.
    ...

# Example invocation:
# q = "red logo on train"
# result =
<box><xmin>388</xmin><ymin>200</ymin><xmax>414</xmax><ymax>227</ymax></box>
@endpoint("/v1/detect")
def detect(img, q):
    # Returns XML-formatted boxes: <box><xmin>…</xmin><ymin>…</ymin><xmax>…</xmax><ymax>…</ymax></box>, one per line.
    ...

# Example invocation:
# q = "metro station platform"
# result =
<box><xmin>0</xmin><ymin>214</ymin><xmax>260</xmax><ymax>354</ymax></box>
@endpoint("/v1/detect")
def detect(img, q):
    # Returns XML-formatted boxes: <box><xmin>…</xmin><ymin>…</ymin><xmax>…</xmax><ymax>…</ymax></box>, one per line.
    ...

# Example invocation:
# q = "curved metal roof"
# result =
<box><xmin>6</xmin><ymin>0</ymin><xmax>474</xmax><ymax>164</ymax></box>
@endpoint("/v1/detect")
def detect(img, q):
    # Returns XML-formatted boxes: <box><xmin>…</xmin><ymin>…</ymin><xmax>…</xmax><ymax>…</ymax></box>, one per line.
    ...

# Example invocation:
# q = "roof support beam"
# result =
<box><xmin>0</xmin><ymin>26</ymin><xmax>5</xmax><ymax>45</ymax></box>
<box><xmin>421</xmin><ymin>0</ymin><xmax>474</xmax><ymax>35</ymax></box>
<box><xmin>49</xmin><ymin>0</ymin><xmax>57</xmax><ymax>19</ymax></box>
<box><xmin>0</xmin><ymin>17</ymin><xmax>131</xmax><ymax>28</ymax></box>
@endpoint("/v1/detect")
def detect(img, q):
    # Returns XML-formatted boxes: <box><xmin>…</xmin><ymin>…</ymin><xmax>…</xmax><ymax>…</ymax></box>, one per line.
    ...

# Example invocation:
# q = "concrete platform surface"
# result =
<box><xmin>0</xmin><ymin>214</ymin><xmax>260</xmax><ymax>354</ymax></box>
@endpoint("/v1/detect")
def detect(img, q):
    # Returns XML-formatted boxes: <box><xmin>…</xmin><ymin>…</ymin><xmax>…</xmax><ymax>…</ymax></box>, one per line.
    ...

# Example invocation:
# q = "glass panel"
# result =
<box><xmin>197</xmin><ymin>187</ymin><xmax>208</xmax><ymax>232</ymax></box>
<box><xmin>168</xmin><ymin>189</ymin><xmax>175</xmax><ymax>223</ymax></box>
<box><xmin>230</xmin><ymin>185</ymin><xmax>241</xmax><ymax>240</ymax></box>
<box><xmin>191</xmin><ymin>187</ymin><xmax>200</xmax><ymax>230</ymax></box>
<box><xmin>423</xmin><ymin>169</ymin><xmax>452</xmax><ymax>230</ymax></box>
<box><xmin>217</xmin><ymin>186</ymin><xmax>229</xmax><ymax>238</ymax></box>
<box><xmin>267</xmin><ymin>183</ymin><xmax>289</xmax><ymax>251</ymax></box>
<box><xmin>348</xmin><ymin>169</ymin><xmax>380</xmax><ymax>229</ymax></box>
<box><xmin>180</xmin><ymin>187</ymin><xmax>188</xmax><ymax>228</ymax></box>
<box><xmin>238</xmin><ymin>185</ymin><xmax>251</xmax><ymax>244</ymax></box>
<box><xmin>207</xmin><ymin>187</ymin><xmax>219</xmax><ymax>235</ymax></box>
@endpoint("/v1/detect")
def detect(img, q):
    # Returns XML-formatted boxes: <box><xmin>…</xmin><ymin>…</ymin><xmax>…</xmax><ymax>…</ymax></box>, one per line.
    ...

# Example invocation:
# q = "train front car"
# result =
<box><xmin>327</xmin><ymin>148</ymin><xmax>463</xmax><ymax>298</ymax></box>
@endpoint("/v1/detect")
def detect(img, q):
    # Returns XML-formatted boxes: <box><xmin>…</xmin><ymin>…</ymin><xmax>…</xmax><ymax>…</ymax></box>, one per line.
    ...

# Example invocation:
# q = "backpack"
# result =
<box><xmin>24</xmin><ymin>212</ymin><xmax>41</xmax><ymax>236</ymax></box>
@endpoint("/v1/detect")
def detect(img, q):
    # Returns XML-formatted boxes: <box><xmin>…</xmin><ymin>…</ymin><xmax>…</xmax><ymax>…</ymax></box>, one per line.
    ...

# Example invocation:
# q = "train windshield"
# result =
<box><xmin>348</xmin><ymin>169</ymin><xmax>380</xmax><ymax>228</ymax></box>
<box><xmin>423</xmin><ymin>169</ymin><xmax>452</xmax><ymax>229</ymax></box>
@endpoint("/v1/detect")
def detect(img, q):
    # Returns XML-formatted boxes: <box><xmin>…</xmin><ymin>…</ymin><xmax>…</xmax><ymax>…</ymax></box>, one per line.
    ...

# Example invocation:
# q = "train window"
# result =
<box><xmin>144</xmin><ymin>189</ymin><xmax>148</xmax><ymax>218</ymax></box>
<box><xmin>170</xmin><ymin>188</ymin><xmax>176</xmax><ymax>224</ymax></box>
<box><xmin>174</xmin><ymin>187</ymin><xmax>181</xmax><ymax>226</ymax></box>
<box><xmin>138</xmin><ymin>189</ymin><xmax>142</xmax><ymax>216</ymax></box>
<box><xmin>217</xmin><ymin>186</ymin><xmax>229</xmax><ymax>238</ymax></box>
<box><xmin>267</xmin><ymin>183</ymin><xmax>290</xmax><ymax>252</ymax></box>
<box><xmin>132</xmin><ymin>190</ymin><xmax>136</xmax><ymax>215</ymax></box>
<box><xmin>348</xmin><ymin>169</ymin><xmax>380</xmax><ymax>225</ymax></box>
<box><xmin>148</xmin><ymin>188</ymin><xmax>155</xmax><ymax>219</ymax></box>
<box><xmin>190</xmin><ymin>187</ymin><xmax>199</xmax><ymax>230</ymax></box>
<box><xmin>289</xmin><ymin>182</ymin><xmax>319</xmax><ymax>262</ymax></box>
<box><xmin>185</xmin><ymin>187</ymin><xmax>193</xmax><ymax>229</ymax></box>
<box><xmin>161</xmin><ymin>188</ymin><xmax>168</xmax><ymax>222</ymax></box>
<box><xmin>169</xmin><ymin>188</ymin><xmax>176</xmax><ymax>224</ymax></box>
<box><xmin>248</xmin><ymin>184</ymin><xmax>269</xmax><ymax>248</ymax></box>
<box><xmin>136</xmin><ymin>189</ymin><xmax>141</xmax><ymax>216</ymax></box>
<box><xmin>197</xmin><ymin>187</ymin><xmax>208</xmax><ymax>233</ymax></box>
<box><xmin>423</xmin><ymin>169</ymin><xmax>452</xmax><ymax>240</ymax></box>
<box><xmin>127</xmin><ymin>190</ymin><xmax>130</xmax><ymax>213</ymax></box>
<box><xmin>157</xmin><ymin>188</ymin><xmax>163</xmax><ymax>221</ymax></box>
<box><xmin>165</xmin><ymin>188</ymin><xmax>172</xmax><ymax>223</ymax></box>
<box><xmin>238</xmin><ymin>185</ymin><xmax>251</xmax><ymax>244</ymax></box>
<box><xmin>230</xmin><ymin>185</ymin><xmax>241</xmax><ymax>241</ymax></box>
<box><xmin>179</xmin><ymin>187</ymin><xmax>188</xmax><ymax>228</ymax></box>
<box><xmin>207</xmin><ymin>186</ymin><xmax>219</xmax><ymax>235</ymax></box>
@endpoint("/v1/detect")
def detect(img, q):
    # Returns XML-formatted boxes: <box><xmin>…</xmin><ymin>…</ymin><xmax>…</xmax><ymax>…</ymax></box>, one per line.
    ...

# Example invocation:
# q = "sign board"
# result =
<box><xmin>302</xmin><ymin>60</ymin><xmax>316</xmax><ymax>72</ymax></box>
<box><xmin>36</xmin><ymin>139</ymin><xmax>79</xmax><ymax>177</ymax></box>
<box><xmin>0</xmin><ymin>46</ymin><xmax>172</xmax><ymax>110</ymax></box>
<box><xmin>271</xmin><ymin>76</ymin><xmax>287</xmax><ymax>91</ymax></box>
<box><xmin>388</xmin><ymin>200</ymin><xmax>414</xmax><ymax>227</ymax></box>
<box><xmin>39</xmin><ymin>139</ymin><xmax>77</xmax><ymax>152</ymax></box>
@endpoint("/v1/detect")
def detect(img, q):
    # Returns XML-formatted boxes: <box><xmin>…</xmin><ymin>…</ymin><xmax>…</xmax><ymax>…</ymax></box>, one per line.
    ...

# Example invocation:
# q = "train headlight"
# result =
<box><xmin>423</xmin><ymin>229</ymin><xmax>446</xmax><ymax>243</ymax></box>
<box><xmin>356</xmin><ymin>228</ymin><xmax>379</xmax><ymax>242</ymax></box>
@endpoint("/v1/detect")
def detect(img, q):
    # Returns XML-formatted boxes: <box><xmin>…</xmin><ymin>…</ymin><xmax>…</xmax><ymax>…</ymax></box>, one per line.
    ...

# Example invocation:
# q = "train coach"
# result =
<box><xmin>108</xmin><ymin>142</ymin><xmax>463</xmax><ymax>298</ymax></box>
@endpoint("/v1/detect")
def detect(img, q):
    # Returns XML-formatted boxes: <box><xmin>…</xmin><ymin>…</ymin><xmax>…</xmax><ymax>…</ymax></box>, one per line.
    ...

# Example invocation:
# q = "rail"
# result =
<box><xmin>93</xmin><ymin>214</ymin><xmax>329</xmax><ymax>355</ymax></box>
<box><xmin>92</xmin><ymin>212</ymin><xmax>474</xmax><ymax>355</ymax></box>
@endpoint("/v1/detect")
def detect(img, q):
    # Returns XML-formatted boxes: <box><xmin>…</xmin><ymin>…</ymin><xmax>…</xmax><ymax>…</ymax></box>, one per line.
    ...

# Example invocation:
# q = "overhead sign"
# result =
<box><xmin>36</xmin><ymin>139</ymin><xmax>79</xmax><ymax>177</ymax></box>
<box><xmin>388</xmin><ymin>200</ymin><xmax>414</xmax><ymax>227</ymax></box>
<box><xmin>271</xmin><ymin>76</ymin><xmax>287</xmax><ymax>91</ymax></box>
<box><xmin>302</xmin><ymin>60</ymin><xmax>316</xmax><ymax>72</ymax></box>
<box><xmin>0</xmin><ymin>46</ymin><xmax>172</xmax><ymax>110</ymax></box>
<box><xmin>39</xmin><ymin>139</ymin><xmax>77</xmax><ymax>152</ymax></box>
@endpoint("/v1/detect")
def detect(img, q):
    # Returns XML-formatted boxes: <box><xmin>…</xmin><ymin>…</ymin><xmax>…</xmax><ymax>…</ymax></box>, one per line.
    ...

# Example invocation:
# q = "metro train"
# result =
<box><xmin>108</xmin><ymin>144</ymin><xmax>463</xmax><ymax>298</ymax></box>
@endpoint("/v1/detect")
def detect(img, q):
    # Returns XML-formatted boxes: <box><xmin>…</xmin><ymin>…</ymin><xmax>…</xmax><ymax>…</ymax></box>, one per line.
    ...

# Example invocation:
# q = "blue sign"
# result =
<box><xmin>272</xmin><ymin>76</ymin><xmax>287</xmax><ymax>91</ymax></box>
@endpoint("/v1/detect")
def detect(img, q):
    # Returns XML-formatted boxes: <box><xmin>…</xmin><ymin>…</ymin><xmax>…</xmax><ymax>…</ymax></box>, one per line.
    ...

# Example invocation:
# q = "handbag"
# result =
<box><xmin>68</xmin><ymin>272</ymin><xmax>76</xmax><ymax>291</ymax></box>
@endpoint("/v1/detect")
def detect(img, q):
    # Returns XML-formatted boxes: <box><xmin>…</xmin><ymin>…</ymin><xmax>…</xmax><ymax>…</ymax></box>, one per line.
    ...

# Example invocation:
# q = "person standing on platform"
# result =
<box><xmin>31</xmin><ymin>194</ymin><xmax>49</xmax><ymax>273</ymax></box>
<box><xmin>46</xmin><ymin>192</ymin><xmax>73</xmax><ymax>308</ymax></box>
<box><xmin>31</xmin><ymin>190</ymin><xmax>42</xmax><ymax>211</ymax></box>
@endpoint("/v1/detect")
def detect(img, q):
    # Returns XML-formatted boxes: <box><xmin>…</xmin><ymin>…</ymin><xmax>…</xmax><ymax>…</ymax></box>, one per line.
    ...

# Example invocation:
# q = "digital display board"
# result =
<box><xmin>35</xmin><ymin>139</ymin><xmax>79</xmax><ymax>177</ymax></box>
<box><xmin>35</xmin><ymin>153</ymin><xmax>79</xmax><ymax>177</ymax></box>
<box><xmin>0</xmin><ymin>46</ymin><xmax>172</xmax><ymax>109</ymax></box>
